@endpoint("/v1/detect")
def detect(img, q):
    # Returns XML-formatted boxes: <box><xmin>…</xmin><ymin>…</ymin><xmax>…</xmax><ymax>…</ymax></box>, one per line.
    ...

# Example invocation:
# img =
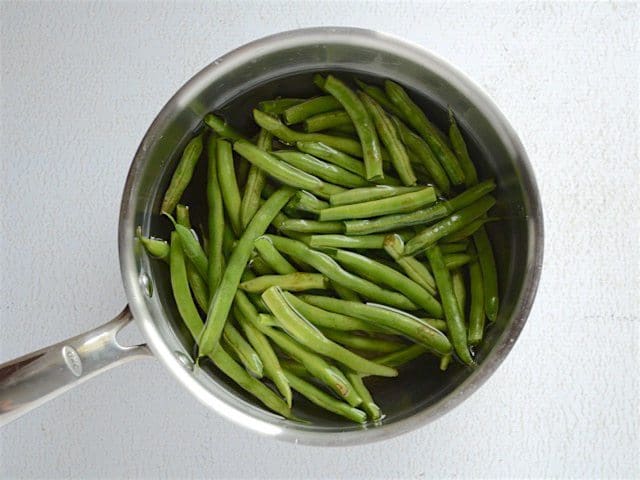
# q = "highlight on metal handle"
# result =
<box><xmin>0</xmin><ymin>306</ymin><xmax>151</xmax><ymax>426</ymax></box>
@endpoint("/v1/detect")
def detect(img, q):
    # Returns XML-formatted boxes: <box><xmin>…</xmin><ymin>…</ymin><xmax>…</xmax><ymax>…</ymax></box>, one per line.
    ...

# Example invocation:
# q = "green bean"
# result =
<box><xmin>385</xmin><ymin>80</ymin><xmax>465</xmax><ymax>185</ymax></box>
<box><xmin>345</xmin><ymin>371</ymin><xmax>381</xmax><ymax>421</ymax></box>
<box><xmin>262</xmin><ymin>287</ymin><xmax>397</xmax><ymax>377</ymax></box>
<box><xmin>175</xmin><ymin>204</ymin><xmax>191</xmax><ymax>228</ymax></box>
<box><xmin>440</xmin><ymin>241</ymin><xmax>470</xmax><ymax>254</ymax></box>
<box><xmin>355</xmin><ymin>79</ymin><xmax>409</xmax><ymax>122</ymax></box>
<box><xmin>329</xmin><ymin>186</ymin><xmax>422</xmax><ymax>206</ymax></box>
<box><xmin>198</xmin><ymin>187</ymin><xmax>295</xmax><ymax>357</ymax></box>
<box><xmin>240</xmin><ymin>273</ymin><xmax>329</xmax><ymax>293</ymax></box>
<box><xmin>425</xmin><ymin>245</ymin><xmax>473</xmax><ymax>365</ymax></box>
<box><xmin>240</xmin><ymin>129</ymin><xmax>272</xmax><ymax>228</ymax></box>
<box><xmin>296</xmin><ymin>141</ymin><xmax>367</xmax><ymax>177</ymax></box>
<box><xmin>319</xmin><ymin>187</ymin><xmax>436</xmax><ymax>222</ymax></box>
<box><xmin>160</xmin><ymin>133</ymin><xmax>204</xmax><ymax>214</ymax></box>
<box><xmin>322</xmin><ymin>329</ymin><xmax>405</xmax><ymax>354</ymax></box>
<box><xmin>325</xmin><ymin>124</ymin><xmax>358</xmax><ymax>136</ymax></box>
<box><xmin>282</xmin><ymin>96</ymin><xmax>342</xmax><ymax>124</ymax></box>
<box><xmin>273</xmin><ymin>150</ymin><xmax>370</xmax><ymax>188</ymax></box>
<box><xmin>445</xmin><ymin>253</ymin><xmax>473</xmax><ymax>270</ymax></box>
<box><xmin>448</xmin><ymin>109</ymin><xmax>478</xmax><ymax>186</ymax></box>
<box><xmin>313</xmin><ymin>74</ymin><xmax>327</xmax><ymax>91</ymax></box>
<box><xmin>233</xmin><ymin>292</ymin><xmax>292</xmax><ymax>405</ymax></box>
<box><xmin>467</xmin><ymin>244</ymin><xmax>485</xmax><ymax>346</ymax></box>
<box><xmin>250</xmin><ymin>256</ymin><xmax>275</xmax><ymax>276</ymax></box>
<box><xmin>236</xmin><ymin>158</ymin><xmax>250</xmax><ymax>190</ymax></box>
<box><xmin>451</xmin><ymin>269</ymin><xmax>466</xmax><ymax>319</ymax></box>
<box><xmin>286</xmin><ymin>190</ymin><xmax>329</xmax><ymax>214</ymax></box>
<box><xmin>258</xmin><ymin>97</ymin><xmax>305</xmax><ymax>115</ymax></box>
<box><xmin>392</xmin><ymin>117</ymin><xmax>451</xmax><ymax>194</ymax></box>
<box><xmin>221</xmin><ymin>223</ymin><xmax>236</xmax><ymax>258</ymax></box>
<box><xmin>283</xmin><ymin>369</ymin><xmax>367</xmax><ymax>423</ymax></box>
<box><xmin>309</xmin><ymin>232</ymin><xmax>410</xmax><ymax>250</ymax></box>
<box><xmin>254</xmin><ymin>236</ymin><xmax>296</xmax><ymax>274</ymax></box>
<box><xmin>300</xmin><ymin>295</ymin><xmax>451</xmax><ymax>355</ymax></box>
<box><xmin>254</xmin><ymin>109</ymin><xmax>365</xmax><ymax>158</ymax></box>
<box><xmin>283</xmin><ymin>293</ymin><xmax>381</xmax><ymax>332</ymax></box>
<box><xmin>212</xmin><ymin>346</ymin><xmax>292</xmax><ymax>418</ymax></box>
<box><xmin>261</xmin><ymin>323</ymin><xmax>362</xmax><ymax>406</ymax></box>
<box><xmin>404</xmin><ymin>195</ymin><xmax>496</xmax><ymax>255</ymax></box>
<box><xmin>264</xmin><ymin>235</ymin><xmax>417</xmax><ymax>310</ymax></box>
<box><xmin>424</xmin><ymin>318</ymin><xmax>448</xmax><ymax>331</ymax></box>
<box><xmin>175</xmin><ymin>205</ymin><xmax>210</xmax><ymax>312</ymax></box>
<box><xmin>373</xmin><ymin>344</ymin><xmax>427</xmax><ymax>368</ymax></box>
<box><xmin>383</xmin><ymin>234</ymin><xmax>437</xmax><ymax>295</ymax></box>
<box><xmin>204</xmin><ymin>114</ymin><xmax>245</xmax><ymax>141</ymax></box>
<box><xmin>303</xmin><ymin>110</ymin><xmax>353</xmax><ymax>132</ymax></box>
<box><xmin>439</xmin><ymin>353</ymin><xmax>452</xmax><ymax>371</ymax></box>
<box><xmin>216</xmin><ymin>139</ymin><xmax>243</xmax><ymax>236</ymax></box>
<box><xmin>441</xmin><ymin>217</ymin><xmax>498</xmax><ymax>243</ymax></box>
<box><xmin>277</xmin><ymin>359</ymin><xmax>312</xmax><ymax>380</ymax></box>
<box><xmin>473</xmin><ymin>226</ymin><xmax>499</xmax><ymax>322</ymax></box>
<box><xmin>279</xmin><ymin>219</ymin><xmax>344</xmax><ymax>234</ymax></box>
<box><xmin>328</xmin><ymin>248</ymin><xmax>442</xmax><ymax>317</ymax></box>
<box><xmin>360</xmin><ymin>92</ymin><xmax>416</xmax><ymax>186</ymax></box>
<box><xmin>136</xmin><ymin>227</ymin><xmax>169</xmax><ymax>262</ymax></box>
<box><xmin>222</xmin><ymin>321</ymin><xmax>264</xmax><ymax>378</ymax></box>
<box><xmin>324</xmin><ymin>75</ymin><xmax>384</xmax><ymax>181</ymax></box>
<box><xmin>233</xmin><ymin>139</ymin><xmax>343</xmax><ymax>199</ymax></box>
<box><xmin>344</xmin><ymin>179</ymin><xmax>495</xmax><ymax>235</ymax></box>
<box><xmin>207</xmin><ymin>136</ymin><xmax>225</xmax><ymax>291</ymax></box>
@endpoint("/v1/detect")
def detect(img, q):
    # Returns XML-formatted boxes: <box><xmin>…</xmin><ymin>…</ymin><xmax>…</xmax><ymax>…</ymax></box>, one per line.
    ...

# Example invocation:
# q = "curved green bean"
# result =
<box><xmin>329</xmin><ymin>185</ymin><xmax>422</xmax><ymax>206</ymax></box>
<box><xmin>451</xmin><ymin>269</ymin><xmax>466</xmax><ymax>319</ymax></box>
<box><xmin>425</xmin><ymin>245</ymin><xmax>473</xmax><ymax>365</ymax></box>
<box><xmin>286</xmin><ymin>190</ymin><xmax>329</xmax><ymax>214</ymax></box>
<box><xmin>217</xmin><ymin>139</ymin><xmax>243</xmax><ymax>236</ymax></box>
<box><xmin>299</xmin><ymin>295</ymin><xmax>451</xmax><ymax>355</ymax></box>
<box><xmin>404</xmin><ymin>195</ymin><xmax>496</xmax><ymax>255</ymax></box>
<box><xmin>240</xmin><ymin>273</ymin><xmax>329</xmax><ymax>293</ymax></box>
<box><xmin>467</xmin><ymin>244</ymin><xmax>485</xmax><ymax>346</ymax></box>
<box><xmin>279</xmin><ymin>219</ymin><xmax>344</xmax><ymax>234</ymax></box>
<box><xmin>360</xmin><ymin>92</ymin><xmax>416</xmax><ymax>186</ymax></box>
<box><xmin>355</xmin><ymin>79</ymin><xmax>408</xmax><ymax>122</ymax></box>
<box><xmin>448</xmin><ymin>109</ymin><xmax>478</xmax><ymax>187</ymax></box>
<box><xmin>254</xmin><ymin>236</ymin><xmax>296</xmax><ymax>274</ymax></box>
<box><xmin>440</xmin><ymin>241</ymin><xmax>470</xmax><ymax>254</ymax></box>
<box><xmin>385</xmin><ymin>80</ymin><xmax>465</xmax><ymax>185</ymax></box>
<box><xmin>383</xmin><ymin>234</ymin><xmax>437</xmax><ymax>295</ymax></box>
<box><xmin>233</xmin><ymin>139</ymin><xmax>343</xmax><ymax>199</ymax></box>
<box><xmin>264</xmin><ymin>235</ymin><xmax>418</xmax><ymax>310</ymax></box>
<box><xmin>198</xmin><ymin>187</ymin><xmax>295</xmax><ymax>357</ymax></box>
<box><xmin>283</xmin><ymin>369</ymin><xmax>367</xmax><ymax>423</ymax></box>
<box><xmin>328</xmin><ymin>248</ymin><xmax>442</xmax><ymax>317</ymax></box>
<box><xmin>273</xmin><ymin>150</ymin><xmax>370</xmax><ymax>188</ymax></box>
<box><xmin>136</xmin><ymin>227</ymin><xmax>169</xmax><ymax>262</ymax></box>
<box><xmin>222</xmin><ymin>321</ymin><xmax>264</xmax><ymax>378</ymax></box>
<box><xmin>282</xmin><ymin>96</ymin><xmax>342</xmax><ymax>124</ymax></box>
<box><xmin>319</xmin><ymin>187</ymin><xmax>436</xmax><ymax>222</ymax></box>
<box><xmin>204</xmin><ymin>114</ymin><xmax>244</xmax><ymax>141</ymax></box>
<box><xmin>304</xmin><ymin>110</ymin><xmax>353</xmax><ymax>132</ymax></box>
<box><xmin>345</xmin><ymin>371</ymin><xmax>381</xmax><ymax>421</ymax></box>
<box><xmin>441</xmin><ymin>217</ymin><xmax>497</xmax><ymax>243</ymax></box>
<box><xmin>344</xmin><ymin>179</ymin><xmax>495</xmax><ymax>235</ymax></box>
<box><xmin>262</xmin><ymin>287</ymin><xmax>397</xmax><ymax>377</ymax></box>
<box><xmin>253</xmin><ymin>109</ymin><xmax>364</xmax><ymax>158</ymax></box>
<box><xmin>169</xmin><ymin>219</ymin><xmax>208</xmax><ymax>281</ymax></box>
<box><xmin>161</xmin><ymin>133</ymin><xmax>204</xmax><ymax>214</ymax></box>
<box><xmin>324</xmin><ymin>75</ymin><xmax>383</xmax><ymax>180</ymax></box>
<box><xmin>240</xmin><ymin>129</ymin><xmax>272</xmax><ymax>228</ymax></box>
<box><xmin>207</xmin><ymin>135</ymin><xmax>225</xmax><ymax>292</ymax></box>
<box><xmin>473</xmin><ymin>226</ymin><xmax>499</xmax><ymax>322</ymax></box>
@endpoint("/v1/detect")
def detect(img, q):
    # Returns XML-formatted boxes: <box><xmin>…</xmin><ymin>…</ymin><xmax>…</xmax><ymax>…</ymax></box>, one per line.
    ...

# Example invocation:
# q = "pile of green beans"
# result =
<box><xmin>139</xmin><ymin>74</ymin><xmax>500</xmax><ymax>424</ymax></box>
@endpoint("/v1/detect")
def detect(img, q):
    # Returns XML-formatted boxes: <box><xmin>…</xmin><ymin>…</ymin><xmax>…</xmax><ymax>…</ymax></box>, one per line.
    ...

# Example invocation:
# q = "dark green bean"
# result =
<box><xmin>324</xmin><ymin>75</ymin><xmax>384</xmax><ymax>180</ymax></box>
<box><xmin>282</xmin><ymin>96</ymin><xmax>343</xmax><ymax>124</ymax></box>
<box><xmin>344</xmin><ymin>179</ymin><xmax>495</xmax><ymax>235</ymax></box>
<box><xmin>425</xmin><ymin>245</ymin><xmax>473</xmax><ymax>365</ymax></box>
<box><xmin>473</xmin><ymin>226</ymin><xmax>499</xmax><ymax>322</ymax></box>
<box><xmin>360</xmin><ymin>92</ymin><xmax>416</xmax><ymax>186</ymax></box>
<box><xmin>319</xmin><ymin>187</ymin><xmax>436</xmax><ymax>222</ymax></box>
<box><xmin>448</xmin><ymin>109</ymin><xmax>478</xmax><ymax>186</ymax></box>
<box><xmin>383</xmin><ymin>234</ymin><xmax>437</xmax><ymax>296</ymax></box>
<box><xmin>440</xmin><ymin>241</ymin><xmax>470</xmax><ymax>254</ymax></box>
<box><xmin>233</xmin><ymin>139</ymin><xmax>344</xmax><ymax>199</ymax></box>
<box><xmin>322</xmin><ymin>329</ymin><xmax>405</xmax><ymax>354</ymax></box>
<box><xmin>273</xmin><ymin>150</ymin><xmax>370</xmax><ymax>188</ymax></box>
<box><xmin>303</xmin><ymin>110</ymin><xmax>353</xmax><ymax>132</ymax></box>
<box><xmin>451</xmin><ymin>269</ymin><xmax>466</xmax><ymax>319</ymax></box>
<box><xmin>373</xmin><ymin>344</ymin><xmax>427</xmax><ymax>368</ymax></box>
<box><xmin>345</xmin><ymin>371</ymin><xmax>381</xmax><ymax>421</ymax></box>
<box><xmin>262</xmin><ymin>287</ymin><xmax>397</xmax><ymax>377</ymax></box>
<box><xmin>258</xmin><ymin>98</ymin><xmax>305</xmax><ymax>115</ymax></box>
<box><xmin>161</xmin><ymin>133</ymin><xmax>204</xmax><ymax>214</ymax></box>
<box><xmin>254</xmin><ymin>109</ymin><xmax>365</xmax><ymax>158</ymax></box>
<box><xmin>328</xmin><ymin>248</ymin><xmax>442</xmax><ymax>317</ymax></box>
<box><xmin>198</xmin><ymin>187</ymin><xmax>295</xmax><ymax>357</ymax></box>
<box><xmin>240</xmin><ymin>273</ymin><xmax>329</xmax><ymax>293</ymax></box>
<box><xmin>264</xmin><ymin>235</ymin><xmax>418</xmax><ymax>310</ymax></box>
<box><xmin>204</xmin><ymin>114</ymin><xmax>245</xmax><ymax>141</ymax></box>
<box><xmin>329</xmin><ymin>186</ymin><xmax>422</xmax><ymax>206</ymax></box>
<box><xmin>467</xmin><ymin>244</ymin><xmax>485</xmax><ymax>346</ymax></box>
<box><xmin>441</xmin><ymin>217</ymin><xmax>498</xmax><ymax>243</ymax></box>
<box><xmin>240</xmin><ymin>129</ymin><xmax>272</xmax><ymax>228</ymax></box>
<box><xmin>385</xmin><ymin>80</ymin><xmax>465</xmax><ymax>185</ymax></box>
<box><xmin>313</xmin><ymin>74</ymin><xmax>327</xmax><ymax>91</ymax></box>
<box><xmin>279</xmin><ymin>219</ymin><xmax>344</xmax><ymax>234</ymax></box>
<box><xmin>300</xmin><ymin>295</ymin><xmax>451</xmax><ymax>355</ymax></box>
<box><xmin>283</xmin><ymin>369</ymin><xmax>367</xmax><ymax>423</ymax></box>
<box><xmin>445</xmin><ymin>253</ymin><xmax>473</xmax><ymax>270</ymax></box>
<box><xmin>207</xmin><ymin>136</ymin><xmax>225</xmax><ymax>292</ymax></box>
<box><xmin>355</xmin><ymin>79</ymin><xmax>409</xmax><ymax>122</ymax></box>
<box><xmin>403</xmin><ymin>195</ymin><xmax>496</xmax><ymax>255</ymax></box>
<box><xmin>326</xmin><ymin>123</ymin><xmax>358</xmax><ymax>136</ymax></box>
<box><xmin>331</xmin><ymin>282</ymin><xmax>362</xmax><ymax>303</ymax></box>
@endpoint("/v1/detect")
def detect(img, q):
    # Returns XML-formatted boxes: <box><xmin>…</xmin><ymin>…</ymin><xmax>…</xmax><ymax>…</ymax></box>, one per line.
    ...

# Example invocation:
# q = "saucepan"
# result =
<box><xmin>0</xmin><ymin>27</ymin><xmax>543</xmax><ymax>446</ymax></box>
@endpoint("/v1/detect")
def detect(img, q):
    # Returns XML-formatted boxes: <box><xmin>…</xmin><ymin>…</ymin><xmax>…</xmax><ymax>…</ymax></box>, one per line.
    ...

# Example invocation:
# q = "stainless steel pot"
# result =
<box><xmin>0</xmin><ymin>27</ymin><xmax>543</xmax><ymax>445</ymax></box>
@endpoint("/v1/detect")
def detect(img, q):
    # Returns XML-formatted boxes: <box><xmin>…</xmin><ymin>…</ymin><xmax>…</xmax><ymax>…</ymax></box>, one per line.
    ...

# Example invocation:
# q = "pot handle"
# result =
<box><xmin>0</xmin><ymin>306</ymin><xmax>151</xmax><ymax>426</ymax></box>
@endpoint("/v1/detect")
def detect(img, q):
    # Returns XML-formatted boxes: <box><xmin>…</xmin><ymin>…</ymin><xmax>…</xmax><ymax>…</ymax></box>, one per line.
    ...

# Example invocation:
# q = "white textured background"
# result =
<box><xmin>1</xmin><ymin>2</ymin><xmax>638</xmax><ymax>479</ymax></box>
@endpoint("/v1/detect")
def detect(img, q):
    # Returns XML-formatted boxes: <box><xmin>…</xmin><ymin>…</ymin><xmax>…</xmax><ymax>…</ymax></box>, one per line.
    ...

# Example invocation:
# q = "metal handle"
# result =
<box><xmin>0</xmin><ymin>306</ymin><xmax>151</xmax><ymax>426</ymax></box>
